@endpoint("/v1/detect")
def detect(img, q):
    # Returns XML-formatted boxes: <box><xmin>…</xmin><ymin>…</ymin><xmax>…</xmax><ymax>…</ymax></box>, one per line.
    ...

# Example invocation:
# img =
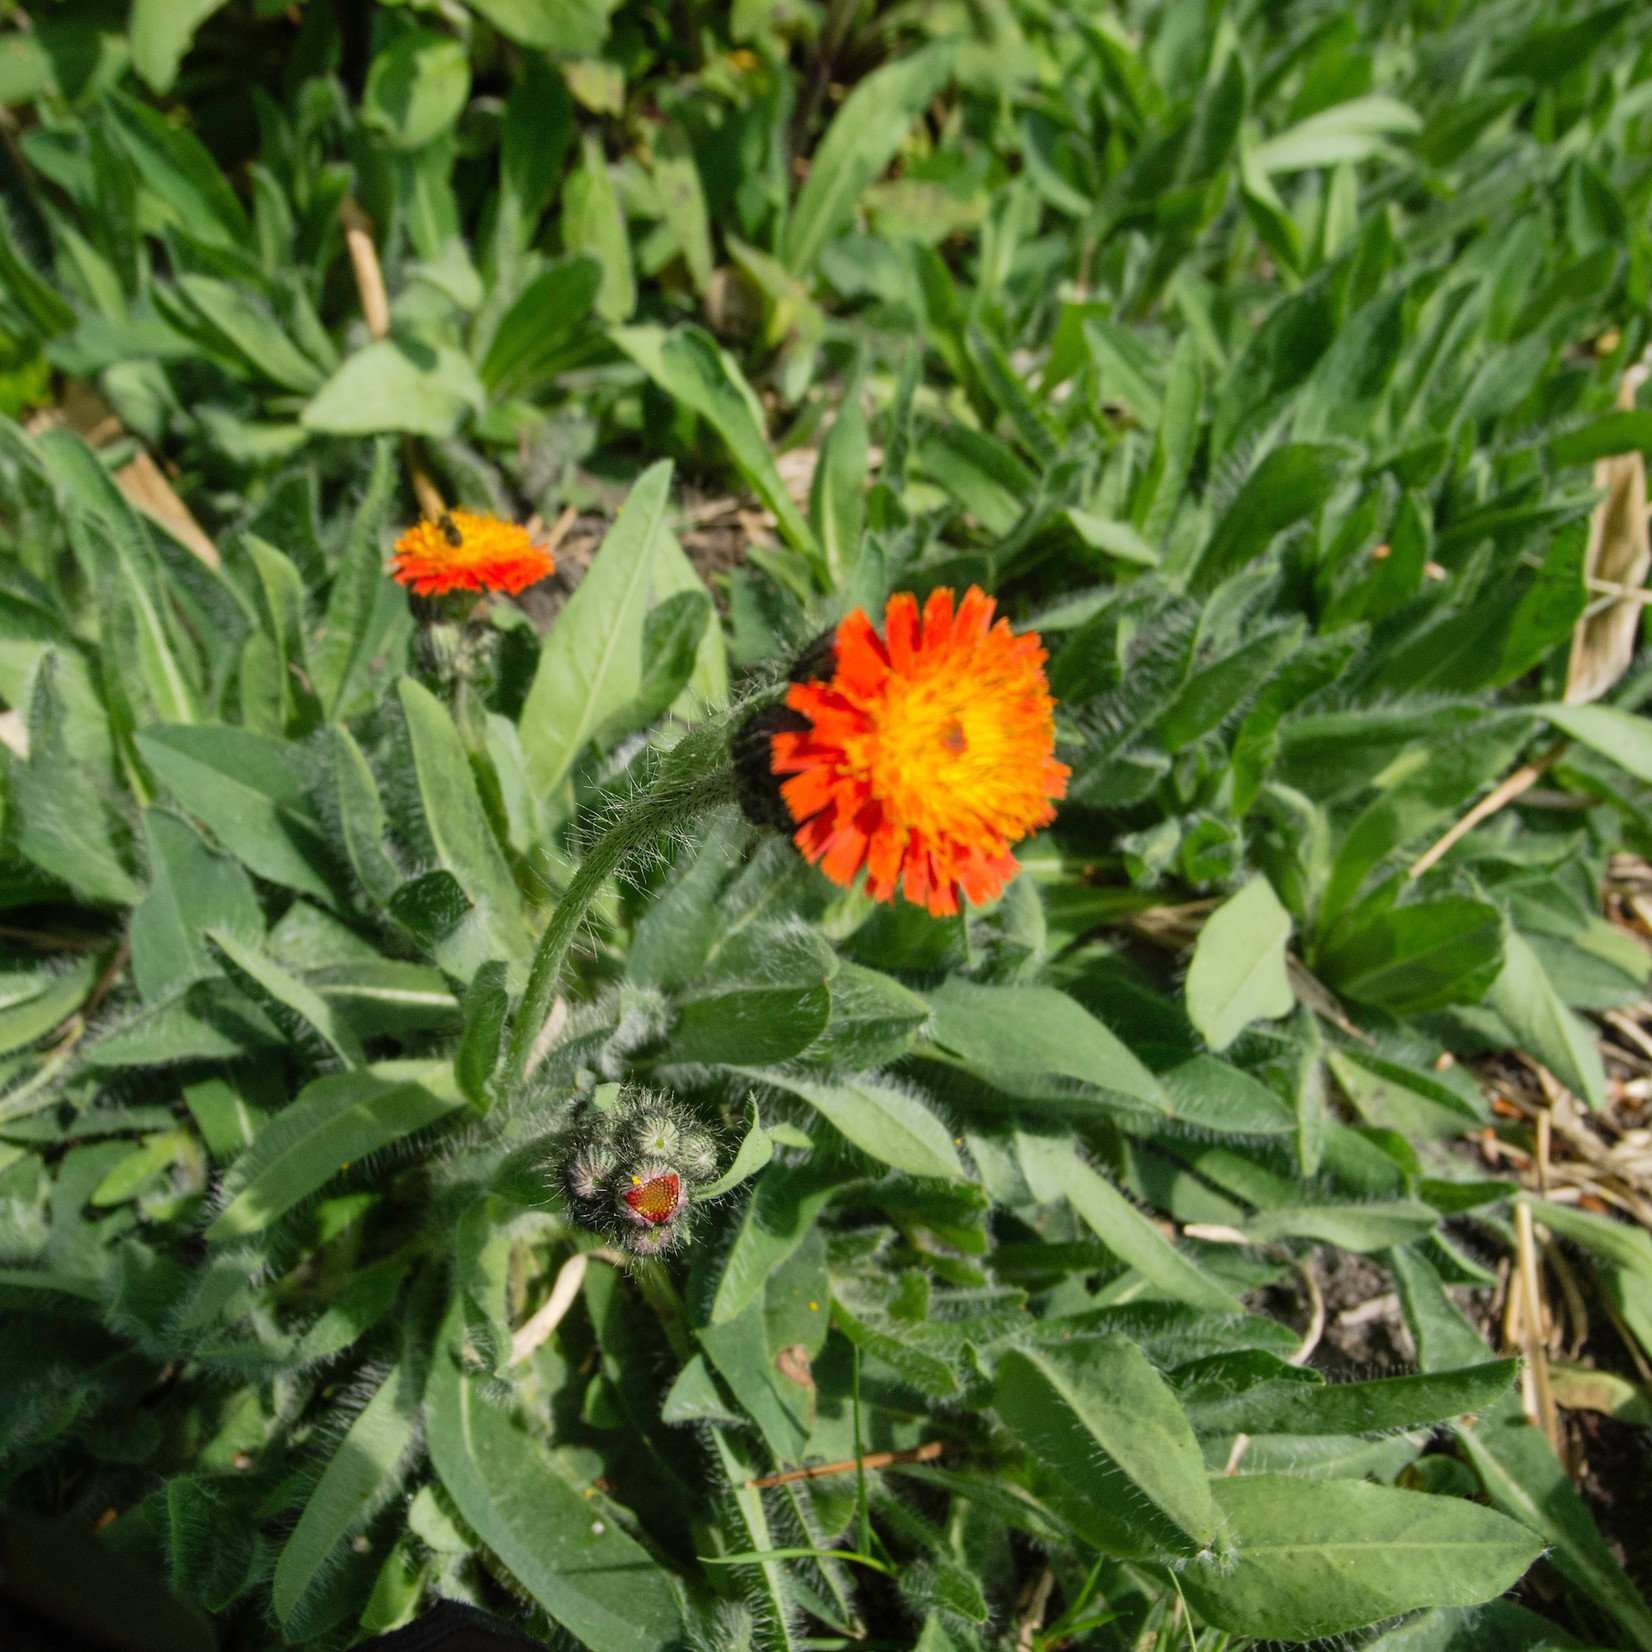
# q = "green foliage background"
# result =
<box><xmin>0</xmin><ymin>0</ymin><xmax>1651</xmax><ymax>1648</ymax></box>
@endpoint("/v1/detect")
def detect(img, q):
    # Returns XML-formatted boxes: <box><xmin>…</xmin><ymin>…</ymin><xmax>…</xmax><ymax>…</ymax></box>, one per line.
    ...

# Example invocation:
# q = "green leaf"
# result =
<box><xmin>206</xmin><ymin>1063</ymin><xmax>462</xmax><ymax>1241</ymax></box>
<box><xmin>811</xmin><ymin>393</ymin><xmax>869</xmax><ymax>588</ymax></box>
<box><xmin>519</xmin><ymin>460</ymin><xmax>672</xmax><ymax>798</ymax></box>
<box><xmin>613</xmin><ymin>327</ymin><xmax>819</xmax><ymax>581</ymax></box>
<box><xmin>1181</xmin><ymin>1476</ymin><xmax>1542</xmax><ymax>1639</ymax></box>
<box><xmin>456</xmin><ymin>960</ymin><xmax>509</xmax><ymax>1108</ymax></box>
<box><xmin>105</xmin><ymin>91</ymin><xmax>249</xmax><ymax>247</ymax></box>
<box><xmin>754</xmin><ymin>1071</ymin><xmax>965</xmax><ymax>1181</ymax></box>
<box><xmin>466</xmin><ymin>0</ymin><xmax>617</xmax><ymax>52</ymax></box>
<box><xmin>303</xmin><ymin>341</ymin><xmax>485</xmax><ymax>438</ymax></box>
<box><xmin>130</xmin><ymin>811</ymin><xmax>263</xmax><ymax>1002</ymax></box>
<box><xmin>1017</xmin><ymin>1132</ymin><xmax>1240</xmax><ymax>1311</ymax></box>
<box><xmin>1250</xmin><ymin>96</ymin><xmax>1420</xmax><ymax>175</ymax></box>
<box><xmin>41</xmin><ymin>478</ymin><xmax>209</xmax><ymax>728</ymax></box>
<box><xmin>0</xmin><ymin>957</ymin><xmax>98</xmax><ymax>1057</ymax></box>
<box><xmin>595</xmin><ymin>589</ymin><xmax>713</xmax><ymax>746</ymax></box>
<box><xmin>1542</xmin><ymin>701</ymin><xmax>1652</xmax><ymax>783</ymax></box>
<box><xmin>1455</xmin><ymin>1412</ymin><xmax>1652</xmax><ymax>1650</ymax></box>
<box><xmin>13</xmin><ymin>658</ymin><xmax>142</xmax><ymax>906</ymax></box>
<box><xmin>243</xmin><ymin>535</ymin><xmax>314</xmax><ymax>734</ymax></box>
<box><xmin>479</xmin><ymin>260</ymin><xmax>600</xmax><ymax>398</ymax></box>
<box><xmin>1329</xmin><ymin>1046</ymin><xmax>1485</xmax><ymax>1138</ymax></box>
<box><xmin>1184</xmin><ymin>1359</ymin><xmax>1517</xmax><ymax>1436</ymax></box>
<box><xmin>698</xmin><ymin>1102</ymin><xmax>774</xmax><ymax>1199</ymax></box>
<box><xmin>698</xmin><ymin>1295</ymin><xmax>810</xmax><ymax>1461</ymax></box>
<box><xmin>924</xmin><ymin>978</ymin><xmax>1170</xmax><ymax>1115</ymax></box>
<box><xmin>649</xmin><ymin>530</ymin><xmax>729</xmax><ymax>714</ymax></box>
<box><xmin>782</xmin><ymin>43</ymin><xmax>956</xmax><ymax>274</ymax></box>
<box><xmin>1526</xmin><ymin>1197</ymin><xmax>1652</xmax><ymax>1287</ymax></box>
<box><xmin>661</xmin><ymin>922</ymin><xmax>833</xmax><ymax>1066</ymax></box>
<box><xmin>807</xmin><ymin>961</ymin><xmax>931</xmax><ymax>1069</ymax></box>
<box><xmin>1362</xmin><ymin>1603</ymin><xmax>1588</xmax><ymax>1652</ymax></box>
<box><xmin>1155</xmin><ymin>623</ymin><xmax>1302</xmax><ymax>751</ymax></box>
<box><xmin>205</xmin><ymin>929</ymin><xmax>365</xmax><ymax>1068</ymax></box>
<box><xmin>1192</xmin><ymin>442</ymin><xmax>1350</xmax><ymax>591</ymax></box>
<box><xmin>1486</xmin><ymin>929</ymin><xmax>1606</xmax><ymax>1110</ymax></box>
<box><xmin>1245</xmin><ymin>1199</ymin><xmax>1440</xmax><ymax>1252</ymax></box>
<box><xmin>137</xmin><ymin>725</ymin><xmax>338</xmax><ymax>902</ymax></box>
<box><xmin>129</xmin><ymin>0</ymin><xmax>228</xmax><ymax>93</ymax></box>
<box><xmin>563</xmin><ymin>134</ymin><xmax>634</xmax><ymax>323</ymax></box>
<box><xmin>310</xmin><ymin>441</ymin><xmax>401</xmax><ymax>720</ymax></box>
<box><xmin>711</xmin><ymin>1157</ymin><xmax>851</xmax><ymax>1325</ymax></box>
<box><xmin>1318</xmin><ymin>897</ymin><xmax>1505</xmax><ymax>1016</ymax></box>
<box><xmin>1550</xmin><ymin>409</ymin><xmax>1652</xmax><ymax>466</ymax></box>
<box><xmin>319</xmin><ymin>725</ymin><xmax>401</xmax><ymax>907</ymax></box>
<box><xmin>1161</xmin><ymin>1057</ymin><xmax>1296</xmax><ymax>1135</ymax></box>
<box><xmin>1185</xmin><ymin>877</ymin><xmax>1295</xmax><ymax>1051</ymax></box>
<box><xmin>397</xmin><ymin>677</ymin><xmax>532</xmax><ymax>973</ymax></box>
<box><xmin>652</xmin><ymin>126</ymin><xmax>712</xmax><ymax>293</ymax></box>
<box><xmin>362</xmin><ymin>28</ymin><xmax>471</xmax><ymax>150</ymax></box>
<box><xmin>1392</xmin><ymin>1244</ymin><xmax>1504</xmax><ymax>1374</ymax></box>
<box><xmin>425</xmin><ymin>1303</ymin><xmax>685</xmax><ymax>1652</ymax></box>
<box><xmin>274</xmin><ymin>1362</ymin><xmax>421</xmax><ymax>1637</ymax></box>
<box><xmin>165</xmin><ymin>275</ymin><xmax>326</xmax><ymax>394</ymax></box>
<box><xmin>994</xmin><ymin>1342</ymin><xmax>1214</xmax><ymax>1557</ymax></box>
<box><xmin>90</xmin><ymin>1129</ymin><xmax>195</xmax><ymax>1206</ymax></box>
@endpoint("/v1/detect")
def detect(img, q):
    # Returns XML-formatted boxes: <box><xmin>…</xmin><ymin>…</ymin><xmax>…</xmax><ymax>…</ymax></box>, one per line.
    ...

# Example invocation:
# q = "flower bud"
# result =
<box><xmin>560</xmin><ymin>1090</ymin><xmax>718</xmax><ymax>1257</ymax></box>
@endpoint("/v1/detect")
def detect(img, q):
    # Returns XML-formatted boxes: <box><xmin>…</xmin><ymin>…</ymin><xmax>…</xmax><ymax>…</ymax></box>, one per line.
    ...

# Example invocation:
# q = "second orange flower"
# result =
<box><xmin>390</xmin><ymin>510</ymin><xmax>555</xmax><ymax>597</ymax></box>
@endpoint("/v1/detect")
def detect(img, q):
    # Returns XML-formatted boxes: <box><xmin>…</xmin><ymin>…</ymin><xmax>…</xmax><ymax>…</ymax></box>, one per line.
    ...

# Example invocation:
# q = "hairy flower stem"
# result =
<box><xmin>501</xmin><ymin>716</ymin><xmax>752</xmax><ymax>1091</ymax></box>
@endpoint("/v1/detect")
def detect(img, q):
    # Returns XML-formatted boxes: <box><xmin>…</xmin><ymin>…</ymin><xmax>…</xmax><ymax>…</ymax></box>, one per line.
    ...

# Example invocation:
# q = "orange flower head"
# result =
<box><xmin>769</xmin><ymin>586</ymin><xmax>1069</xmax><ymax>917</ymax></box>
<box><xmin>623</xmin><ymin>1170</ymin><xmax>682</xmax><ymax>1226</ymax></box>
<box><xmin>390</xmin><ymin>510</ymin><xmax>555</xmax><ymax>597</ymax></box>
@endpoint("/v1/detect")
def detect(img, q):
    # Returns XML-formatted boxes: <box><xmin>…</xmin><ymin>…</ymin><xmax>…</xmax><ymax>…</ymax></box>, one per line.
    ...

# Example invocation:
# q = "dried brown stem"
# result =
<box><xmin>1014</xmin><ymin>1566</ymin><xmax>1056</xmax><ymax>1652</ymax></box>
<box><xmin>1408</xmin><ymin>741</ymin><xmax>1570</xmax><ymax>879</ymax></box>
<box><xmin>1515</xmin><ymin>1200</ymin><xmax>1562</xmax><ymax>1457</ymax></box>
<box><xmin>341</xmin><ymin>199</ymin><xmax>391</xmax><ymax>341</ymax></box>
<box><xmin>745</xmin><ymin>1439</ymin><xmax>946</xmax><ymax>1490</ymax></box>
<box><xmin>406</xmin><ymin>454</ymin><xmax>446</xmax><ymax>521</ymax></box>
<box><xmin>508</xmin><ymin>1247</ymin><xmax>626</xmax><ymax>1366</ymax></box>
<box><xmin>341</xmin><ymin>199</ymin><xmax>444</xmax><ymax>519</ymax></box>
<box><xmin>541</xmin><ymin>504</ymin><xmax>580</xmax><ymax>561</ymax></box>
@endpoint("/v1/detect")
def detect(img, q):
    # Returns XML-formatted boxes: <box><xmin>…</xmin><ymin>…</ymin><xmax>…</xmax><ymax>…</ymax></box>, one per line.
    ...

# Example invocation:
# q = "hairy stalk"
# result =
<box><xmin>501</xmin><ymin>717</ymin><xmax>751</xmax><ymax>1090</ymax></box>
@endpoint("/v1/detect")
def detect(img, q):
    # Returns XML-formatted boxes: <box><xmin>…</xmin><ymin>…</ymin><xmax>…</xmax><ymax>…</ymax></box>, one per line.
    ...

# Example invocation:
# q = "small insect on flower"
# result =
<box><xmin>741</xmin><ymin>586</ymin><xmax>1069</xmax><ymax>917</ymax></box>
<box><xmin>389</xmin><ymin>509</ymin><xmax>556</xmax><ymax>597</ymax></box>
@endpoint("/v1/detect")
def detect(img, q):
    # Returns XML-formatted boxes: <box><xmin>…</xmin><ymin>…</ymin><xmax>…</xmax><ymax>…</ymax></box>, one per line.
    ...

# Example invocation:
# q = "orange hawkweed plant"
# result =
<box><xmin>389</xmin><ymin>510</ymin><xmax>555</xmax><ymax>597</ymax></box>
<box><xmin>742</xmin><ymin>587</ymin><xmax>1069</xmax><ymax>916</ymax></box>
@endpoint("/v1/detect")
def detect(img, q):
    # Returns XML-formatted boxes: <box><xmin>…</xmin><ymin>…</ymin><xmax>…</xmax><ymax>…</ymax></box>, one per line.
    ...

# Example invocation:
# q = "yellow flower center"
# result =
<box><xmin>852</xmin><ymin>654</ymin><xmax>1052</xmax><ymax>847</ymax></box>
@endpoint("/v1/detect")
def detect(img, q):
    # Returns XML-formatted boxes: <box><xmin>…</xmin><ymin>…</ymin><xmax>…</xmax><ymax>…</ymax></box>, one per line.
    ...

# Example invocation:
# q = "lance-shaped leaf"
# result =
<box><xmin>425</xmin><ymin>1304</ymin><xmax>685</xmax><ymax>1652</ymax></box>
<box><xmin>138</xmin><ymin>724</ymin><xmax>338</xmax><ymax>902</ymax></box>
<box><xmin>994</xmin><ymin>1341</ymin><xmax>1214</xmax><ymax>1558</ymax></box>
<box><xmin>613</xmin><ymin>329</ymin><xmax>819</xmax><ymax>579</ymax></box>
<box><xmin>924</xmin><ymin>979</ymin><xmax>1169</xmax><ymax>1115</ymax></box>
<box><xmin>781</xmin><ymin>42</ymin><xmax>956</xmax><ymax>274</ymax></box>
<box><xmin>755</xmin><ymin>1071</ymin><xmax>965</xmax><ymax>1182</ymax></box>
<box><xmin>698</xmin><ymin>1101</ymin><xmax>774</xmax><ymax>1199</ymax></box>
<box><xmin>274</xmin><ymin>1361</ymin><xmax>421</xmax><ymax>1638</ymax></box>
<box><xmin>1017</xmin><ymin>1131</ymin><xmax>1239</xmax><ymax>1311</ymax></box>
<box><xmin>1182</xmin><ymin>1358</ymin><xmax>1518</xmax><ymax>1436</ymax></box>
<box><xmin>206</xmin><ymin>929</ymin><xmax>365</xmax><ymax>1068</ymax></box>
<box><xmin>397</xmin><ymin>677</ymin><xmax>532</xmax><ymax>973</ymax></box>
<box><xmin>519</xmin><ymin>460</ymin><xmax>672</xmax><ymax>799</ymax></box>
<box><xmin>1181</xmin><ymin>1475</ymin><xmax>1542</xmax><ymax>1640</ymax></box>
<box><xmin>206</xmin><ymin>1063</ymin><xmax>462</xmax><ymax>1241</ymax></box>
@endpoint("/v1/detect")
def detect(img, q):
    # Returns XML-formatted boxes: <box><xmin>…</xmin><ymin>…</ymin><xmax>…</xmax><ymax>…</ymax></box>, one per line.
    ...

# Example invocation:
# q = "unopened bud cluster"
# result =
<box><xmin>561</xmin><ymin>1090</ymin><xmax>718</xmax><ymax>1257</ymax></box>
